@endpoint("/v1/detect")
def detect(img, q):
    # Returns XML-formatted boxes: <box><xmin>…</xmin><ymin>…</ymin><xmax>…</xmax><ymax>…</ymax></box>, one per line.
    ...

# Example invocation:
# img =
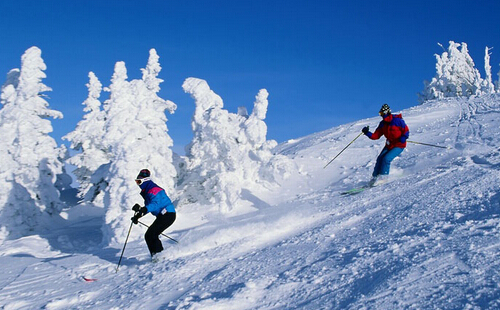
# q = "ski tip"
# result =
<box><xmin>82</xmin><ymin>276</ymin><xmax>98</xmax><ymax>282</ymax></box>
<box><xmin>340</xmin><ymin>186</ymin><xmax>368</xmax><ymax>196</ymax></box>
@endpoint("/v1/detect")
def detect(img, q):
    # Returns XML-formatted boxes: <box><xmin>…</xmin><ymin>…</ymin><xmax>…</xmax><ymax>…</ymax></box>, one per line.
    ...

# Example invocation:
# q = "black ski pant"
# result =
<box><xmin>145</xmin><ymin>212</ymin><xmax>176</xmax><ymax>256</ymax></box>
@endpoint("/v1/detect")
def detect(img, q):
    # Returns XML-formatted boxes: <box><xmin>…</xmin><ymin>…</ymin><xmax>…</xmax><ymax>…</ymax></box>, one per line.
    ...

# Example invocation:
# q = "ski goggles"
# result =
<box><xmin>135</xmin><ymin>177</ymin><xmax>150</xmax><ymax>185</ymax></box>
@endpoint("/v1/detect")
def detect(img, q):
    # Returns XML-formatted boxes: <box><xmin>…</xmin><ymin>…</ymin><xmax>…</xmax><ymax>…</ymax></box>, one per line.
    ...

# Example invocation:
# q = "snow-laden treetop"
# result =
<box><xmin>420</xmin><ymin>41</ymin><xmax>499</xmax><ymax>102</ymax></box>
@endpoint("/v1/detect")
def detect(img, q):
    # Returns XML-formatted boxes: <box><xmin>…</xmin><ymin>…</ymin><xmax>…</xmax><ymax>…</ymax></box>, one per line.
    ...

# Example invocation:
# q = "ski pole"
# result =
<box><xmin>116</xmin><ymin>219</ymin><xmax>134</xmax><ymax>273</ymax></box>
<box><xmin>137</xmin><ymin>220</ymin><xmax>179</xmax><ymax>244</ymax></box>
<box><xmin>407</xmin><ymin>140</ymin><xmax>451</xmax><ymax>149</ymax></box>
<box><xmin>324</xmin><ymin>132</ymin><xmax>364</xmax><ymax>169</ymax></box>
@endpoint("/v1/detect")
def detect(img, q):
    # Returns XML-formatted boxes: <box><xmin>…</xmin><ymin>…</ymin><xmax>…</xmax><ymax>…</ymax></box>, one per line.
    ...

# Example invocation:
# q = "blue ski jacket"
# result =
<box><xmin>139</xmin><ymin>180</ymin><xmax>175</xmax><ymax>215</ymax></box>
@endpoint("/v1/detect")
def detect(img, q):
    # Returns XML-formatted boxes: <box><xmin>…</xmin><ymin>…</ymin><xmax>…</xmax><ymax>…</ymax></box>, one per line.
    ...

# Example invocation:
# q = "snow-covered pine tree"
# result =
<box><xmin>136</xmin><ymin>49</ymin><xmax>177</xmax><ymax>192</ymax></box>
<box><xmin>0</xmin><ymin>47</ymin><xmax>64</xmax><ymax>241</ymax></box>
<box><xmin>99</xmin><ymin>50</ymin><xmax>177</xmax><ymax>245</ymax></box>
<box><xmin>63</xmin><ymin>72</ymin><xmax>109</xmax><ymax>200</ymax></box>
<box><xmin>482</xmin><ymin>47</ymin><xmax>496</xmax><ymax>94</ymax></box>
<box><xmin>181</xmin><ymin>78</ymin><xmax>242</xmax><ymax>213</ymax></box>
<box><xmin>492</xmin><ymin>52</ymin><xmax>500</xmax><ymax>93</ymax></box>
<box><xmin>419</xmin><ymin>41</ymin><xmax>484</xmax><ymax>103</ymax></box>
<box><xmin>180</xmin><ymin>78</ymin><xmax>295</xmax><ymax>214</ymax></box>
<box><xmin>497</xmin><ymin>68</ymin><xmax>500</xmax><ymax>93</ymax></box>
<box><xmin>243</xmin><ymin>89</ymin><xmax>269</xmax><ymax>148</ymax></box>
<box><xmin>241</xmin><ymin>89</ymin><xmax>296</xmax><ymax>184</ymax></box>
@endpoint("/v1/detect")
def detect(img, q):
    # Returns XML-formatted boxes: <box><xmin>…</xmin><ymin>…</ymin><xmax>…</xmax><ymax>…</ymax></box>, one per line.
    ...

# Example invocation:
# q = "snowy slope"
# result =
<box><xmin>1</xmin><ymin>95</ymin><xmax>500</xmax><ymax>309</ymax></box>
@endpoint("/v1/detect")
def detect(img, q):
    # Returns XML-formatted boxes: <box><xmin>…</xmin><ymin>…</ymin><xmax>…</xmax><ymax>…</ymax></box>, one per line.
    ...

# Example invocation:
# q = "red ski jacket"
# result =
<box><xmin>366</xmin><ymin>113</ymin><xmax>409</xmax><ymax>150</ymax></box>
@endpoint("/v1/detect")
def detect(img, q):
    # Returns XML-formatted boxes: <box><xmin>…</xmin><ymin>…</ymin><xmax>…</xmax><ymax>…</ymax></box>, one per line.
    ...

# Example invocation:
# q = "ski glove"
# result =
<box><xmin>131</xmin><ymin>214</ymin><xmax>140</xmax><ymax>224</ymax></box>
<box><xmin>133</xmin><ymin>204</ymin><xmax>148</xmax><ymax>216</ymax></box>
<box><xmin>362</xmin><ymin>126</ymin><xmax>370</xmax><ymax>134</ymax></box>
<box><xmin>131</xmin><ymin>204</ymin><xmax>148</xmax><ymax>224</ymax></box>
<box><xmin>131</xmin><ymin>208</ymin><xmax>147</xmax><ymax>223</ymax></box>
<box><xmin>132</xmin><ymin>203</ymin><xmax>142</xmax><ymax>212</ymax></box>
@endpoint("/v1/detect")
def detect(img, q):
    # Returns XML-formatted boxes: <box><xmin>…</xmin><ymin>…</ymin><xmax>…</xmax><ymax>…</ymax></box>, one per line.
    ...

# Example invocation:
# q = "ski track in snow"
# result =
<box><xmin>2</xmin><ymin>96</ymin><xmax>500</xmax><ymax>309</ymax></box>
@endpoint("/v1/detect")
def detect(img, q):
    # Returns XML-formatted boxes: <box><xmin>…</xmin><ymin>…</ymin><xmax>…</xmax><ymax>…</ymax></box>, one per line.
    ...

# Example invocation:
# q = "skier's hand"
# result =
<box><xmin>132</xmin><ymin>203</ymin><xmax>142</xmax><ymax>212</ymax></box>
<box><xmin>400</xmin><ymin>136</ymin><xmax>407</xmax><ymax>143</ymax></box>
<box><xmin>138</xmin><ymin>207</ymin><xmax>148</xmax><ymax>217</ymax></box>
<box><xmin>131</xmin><ymin>215</ymin><xmax>140</xmax><ymax>224</ymax></box>
<box><xmin>131</xmin><ymin>207</ymin><xmax>148</xmax><ymax>224</ymax></box>
<box><xmin>362</xmin><ymin>126</ymin><xmax>370</xmax><ymax>134</ymax></box>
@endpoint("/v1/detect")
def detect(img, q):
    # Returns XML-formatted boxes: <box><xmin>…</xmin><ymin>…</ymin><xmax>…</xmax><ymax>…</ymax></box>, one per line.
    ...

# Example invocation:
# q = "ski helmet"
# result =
<box><xmin>136</xmin><ymin>169</ymin><xmax>151</xmax><ymax>179</ymax></box>
<box><xmin>135</xmin><ymin>169</ymin><xmax>151</xmax><ymax>185</ymax></box>
<box><xmin>379</xmin><ymin>104</ymin><xmax>391</xmax><ymax>116</ymax></box>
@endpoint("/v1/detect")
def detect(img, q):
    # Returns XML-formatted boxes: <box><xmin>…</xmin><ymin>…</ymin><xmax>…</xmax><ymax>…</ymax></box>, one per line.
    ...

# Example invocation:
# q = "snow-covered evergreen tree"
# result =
<box><xmin>179</xmin><ymin>78</ymin><xmax>295</xmax><ymax>214</ymax></box>
<box><xmin>243</xmin><ymin>89</ymin><xmax>269</xmax><ymax>148</ymax></box>
<box><xmin>63</xmin><ymin>72</ymin><xmax>109</xmax><ymax>200</ymax></box>
<box><xmin>0</xmin><ymin>47</ymin><xmax>64</xmax><ymax>241</ymax></box>
<box><xmin>419</xmin><ymin>41</ymin><xmax>484</xmax><ymax>102</ymax></box>
<box><xmin>496</xmin><ymin>64</ymin><xmax>500</xmax><ymax>93</ymax></box>
<box><xmin>482</xmin><ymin>47</ymin><xmax>496</xmax><ymax>94</ymax></box>
<box><xmin>242</xmin><ymin>89</ymin><xmax>296</xmax><ymax>183</ymax></box>
<box><xmin>180</xmin><ymin>78</ymin><xmax>242</xmax><ymax>213</ymax></box>
<box><xmin>96</xmin><ymin>50</ymin><xmax>177</xmax><ymax>245</ymax></box>
<box><xmin>135</xmin><ymin>49</ymin><xmax>177</xmax><ymax>192</ymax></box>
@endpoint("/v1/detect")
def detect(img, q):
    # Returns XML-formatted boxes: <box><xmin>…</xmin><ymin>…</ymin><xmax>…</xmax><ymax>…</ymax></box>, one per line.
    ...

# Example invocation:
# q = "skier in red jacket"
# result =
<box><xmin>362</xmin><ymin>104</ymin><xmax>409</xmax><ymax>185</ymax></box>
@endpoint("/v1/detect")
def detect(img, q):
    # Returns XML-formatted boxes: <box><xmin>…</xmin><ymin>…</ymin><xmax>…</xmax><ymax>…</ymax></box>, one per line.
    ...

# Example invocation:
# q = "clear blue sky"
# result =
<box><xmin>1</xmin><ymin>0</ymin><xmax>499</xmax><ymax>154</ymax></box>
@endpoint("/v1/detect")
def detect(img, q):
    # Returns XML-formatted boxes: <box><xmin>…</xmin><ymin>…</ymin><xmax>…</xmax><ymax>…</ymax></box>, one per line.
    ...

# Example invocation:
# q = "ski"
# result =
<box><xmin>82</xmin><ymin>276</ymin><xmax>98</xmax><ymax>282</ymax></box>
<box><xmin>341</xmin><ymin>174</ymin><xmax>401</xmax><ymax>195</ymax></box>
<box><xmin>340</xmin><ymin>186</ymin><xmax>369</xmax><ymax>196</ymax></box>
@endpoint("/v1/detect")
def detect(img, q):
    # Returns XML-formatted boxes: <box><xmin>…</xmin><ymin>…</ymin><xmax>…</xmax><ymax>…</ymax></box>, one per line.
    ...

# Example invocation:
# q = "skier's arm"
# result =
<box><xmin>366</xmin><ymin>123</ymin><xmax>384</xmax><ymax>140</ymax></box>
<box><xmin>399</xmin><ymin>121</ymin><xmax>409</xmax><ymax>143</ymax></box>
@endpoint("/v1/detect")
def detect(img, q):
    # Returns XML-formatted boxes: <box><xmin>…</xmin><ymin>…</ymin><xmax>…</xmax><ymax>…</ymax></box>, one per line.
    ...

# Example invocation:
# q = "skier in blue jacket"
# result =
<box><xmin>132</xmin><ymin>169</ymin><xmax>176</xmax><ymax>259</ymax></box>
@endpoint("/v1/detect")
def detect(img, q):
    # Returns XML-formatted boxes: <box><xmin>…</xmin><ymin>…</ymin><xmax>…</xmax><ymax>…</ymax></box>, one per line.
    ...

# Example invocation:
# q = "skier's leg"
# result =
<box><xmin>145</xmin><ymin>223</ymin><xmax>163</xmax><ymax>256</ymax></box>
<box><xmin>145</xmin><ymin>212</ymin><xmax>176</xmax><ymax>256</ymax></box>
<box><xmin>379</xmin><ymin>147</ymin><xmax>404</xmax><ymax>175</ymax></box>
<box><xmin>156</xmin><ymin>212</ymin><xmax>176</xmax><ymax>235</ymax></box>
<box><xmin>372</xmin><ymin>147</ymin><xmax>389</xmax><ymax>177</ymax></box>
